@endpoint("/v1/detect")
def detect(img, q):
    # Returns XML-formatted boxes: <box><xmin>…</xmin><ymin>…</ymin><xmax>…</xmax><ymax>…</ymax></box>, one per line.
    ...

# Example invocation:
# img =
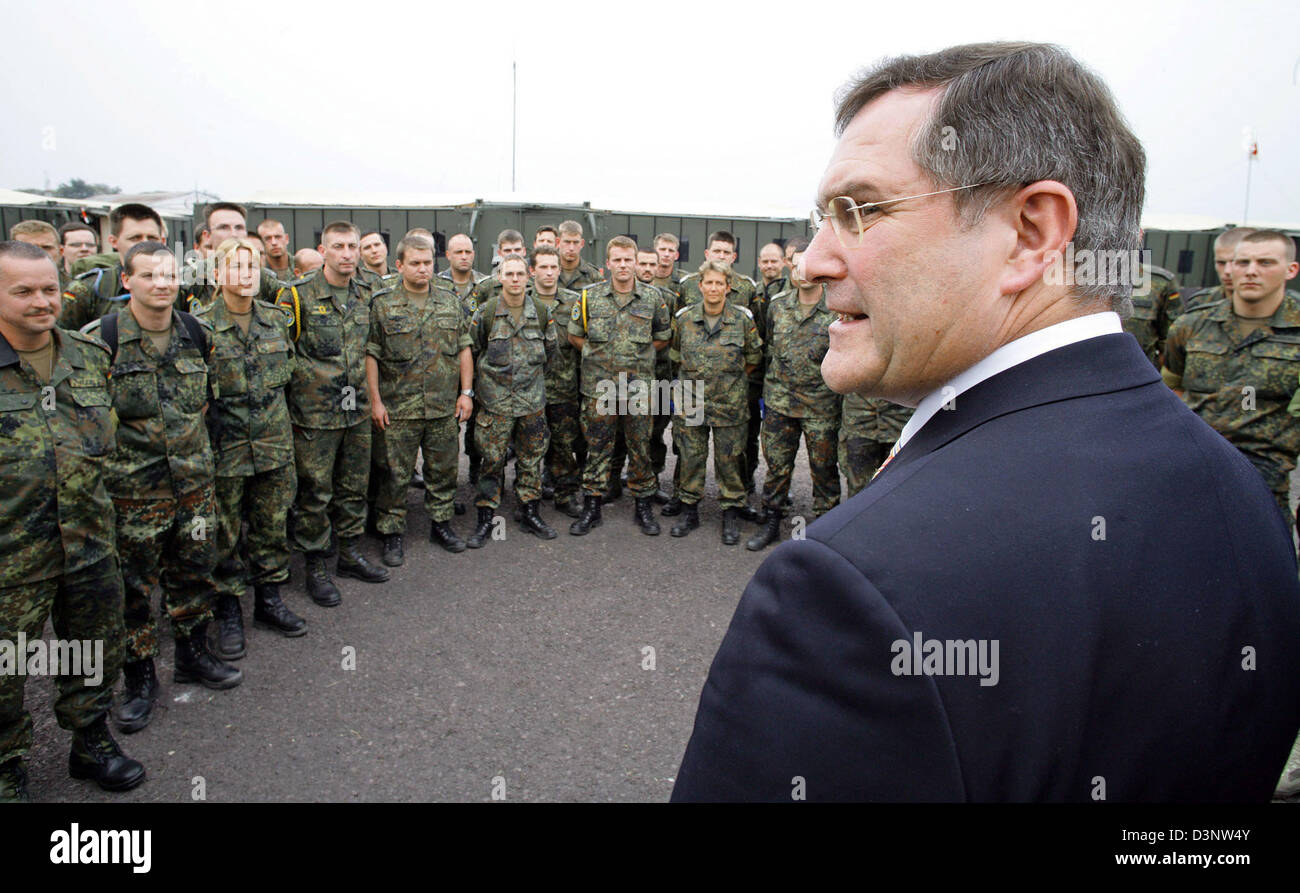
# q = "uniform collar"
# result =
<box><xmin>1208</xmin><ymin>289</ymin><xmax>1300</xmax><ymax>326</ymax></box>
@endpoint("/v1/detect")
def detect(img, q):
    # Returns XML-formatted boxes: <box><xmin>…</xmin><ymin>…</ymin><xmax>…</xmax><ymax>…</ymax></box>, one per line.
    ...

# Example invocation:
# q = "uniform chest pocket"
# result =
<box><xmin>0</xmin><ymin>392</ymin><xmax>38</xmax><ymax>459</ymax></box>
<box><xmin>67</xmin><ymin>382</ymin><xmax>114</xmax><ymax>456</ymax></box>
<box><xmin>256</xmin><ymin>338</ymin><xmax>292</xmax><ymax>389</ymax></box>
<box><xmin>173</xmin><ymin>356</ymin><xmax>209</xmax><ymax>413</ymax></box>
<box><xmin>624</xmin><ymin>308</ymin><xmax>654</xmax><ymax>343</ymax></box>
<box><xmin>1248</xmin><ymin>338</ymin><xmax>1300</xmax><ymax>398</ymax></box>
<box><xmin>1182</xmin><ymin>338</ymin><xmax>1230</xmax><ymax>392</ymax></box>
<box><xmin>305</xmin><ymin>316</ymin><xmax>343</xmax><ymax>357</ymax></box>
<box><xmin>585</xmin><ymin>314</ymin><xmax>613</xmax><ymax>342</ymax></box>
<box><xmin>212</xmin><ymin>345</ymin><xmax>248</xmax><ymax>397</ymax></box>
<box><xmin>382</xmin><ymin>315</ymin><xmax>419</xmax><ymax>361</ymax></box>
<box><xmin>1129</xmin><ymin>290</ymin><xmax>1159</xmax><ymax>320</ymax></box>
<box><xmin>521</xmin><ymin>326</ymin><xmax>546</xmax><ymax>365</ymax></box>
<box><xmin>435</xmin><ymin>312</ymin><xmax>463</xmax><ymax>355</ymax></box>
<box><xmin>484</xmin><ymin>331</ymin><xmax>513</xmax><ymax>368</ymax></box>
<box><xmin>110</xmin><ymin>360</ymin><xmax>161</xmax><ymax>420</ymax></box>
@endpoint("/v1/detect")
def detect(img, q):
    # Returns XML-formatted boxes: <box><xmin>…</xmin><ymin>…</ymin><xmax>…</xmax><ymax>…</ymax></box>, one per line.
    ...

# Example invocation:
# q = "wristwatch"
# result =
<box><xmin>460</xmin><ymin>389</ymin><xmax>474</xmax><ymax>398</ymax></box>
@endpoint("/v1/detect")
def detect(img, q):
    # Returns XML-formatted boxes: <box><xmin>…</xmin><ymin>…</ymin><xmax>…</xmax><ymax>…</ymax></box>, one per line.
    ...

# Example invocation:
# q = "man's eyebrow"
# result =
<box><xmin>816</xmin><ymin>178</ymin><xmax>887</xmax><ymax>206</ymax></box>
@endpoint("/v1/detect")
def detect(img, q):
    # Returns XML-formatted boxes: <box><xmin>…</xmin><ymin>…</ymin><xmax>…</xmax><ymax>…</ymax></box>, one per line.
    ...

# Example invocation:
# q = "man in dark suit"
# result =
<box><xmin>671</xmin><ymin>41</ymin><xmax>1300</xmax><ymax>802</ymax></box>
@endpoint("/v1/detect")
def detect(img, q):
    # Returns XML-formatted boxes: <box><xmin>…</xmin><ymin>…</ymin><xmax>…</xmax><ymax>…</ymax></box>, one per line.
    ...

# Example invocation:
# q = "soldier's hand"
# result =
<box><xmin>372</xmin><ymin>401</ymin><xmax>390</xmax><ymax>430</ymax></box>
<box><xmin>455</xmin><ymin>395</ymin><xmax>473</xmax><ymax>422</ymax></box>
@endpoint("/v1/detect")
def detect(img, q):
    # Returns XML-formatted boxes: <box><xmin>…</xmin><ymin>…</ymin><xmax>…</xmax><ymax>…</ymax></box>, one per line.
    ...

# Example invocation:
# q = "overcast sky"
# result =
<box><xmin>5</xmin><ymin>0</ymin><xmax>1298</xmax><ymax>225</ymax></box>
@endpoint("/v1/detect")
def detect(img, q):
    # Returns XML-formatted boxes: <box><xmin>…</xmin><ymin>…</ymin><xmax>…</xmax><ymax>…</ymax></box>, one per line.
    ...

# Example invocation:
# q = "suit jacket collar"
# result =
<box><xmin>885</xmin><ymin>333</ymin><xmax>1159</xmax><ymax>478</ymax></box>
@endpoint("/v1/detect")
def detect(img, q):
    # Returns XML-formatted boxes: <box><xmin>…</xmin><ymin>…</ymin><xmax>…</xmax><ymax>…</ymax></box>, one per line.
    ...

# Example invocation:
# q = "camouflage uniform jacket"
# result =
<box><xmin>670</xmin><ymin>301</ymin><xmax>762</xmax><ymax>427</ymax></box>
<box><xmin>465</xmin><ymin>272</ymin><xmax>506</xmax><ymax>317</ymax></box>
<box><xmin>529</xmin><ymin>285</ymin><xmax>582</xmax><ymax>404</ymax></box>
<box><xmin>1182</xmin><ymin>285</ymin><xmax>1226</xmax><ymax>316</ymax></box>
<box><xmin>277</xmin><ymin>273</ymin><xmax>375</xmax><ymax>429</ymax></box>
<box><xmin>841</xmin><ymin>392</ymin><xmax>914</xmax><ymax>443</ymax></box>
<box><xmin>1123</xmin><ymin>263</ymin><xmax>1182</xmax><ymax>367</ymax></box>
<box><xmin>367</xmin><ymin>283</ymin><xmax>471</xmax><ymax>420</ymax></box>
<box><xmin>192</xmin><ymin>297</ymin><xmax>296</xmax><ymax>476</ymax></box>
<box><xmin>679</xmin><ymin>269</ymin><xmax>760</xmax><ymax>318</ymax></box>
<box><xmin>84</xmin><ymin>307</ymin><xmax>216</xmax><ymax>499</ymax></box>
<box><xmin>763</xmin><ymin>287</ymin><xmax>841</xmax><ymax>418</ymax></box>
<box><xmin>0</xmin><ymin>328</ymin><xmax>116</xmax><ymax>586</ymax></box>
<box><xmin>1164</xmin><ymin>291</ymin><xmax>1300</xmax><ymax>492</ymax></box>
<box><xmin>59</xmin><ymin>258</ymin><xmax>129</xmax><ymax>332</ymax></box>
<box><xmin>470</xmin><ymin>293</ymin><xmax>556</xmax><ymax>417</ymax></box>
<box><xmin>567</xmin><ymin>281</ymin><xmax>672</xmax><ymax>399</ymax></box>
<box><xmin>437</xmin><ymin>268</ymin><xmax>489</xmax><ymax>305</ymax></box>
<box><xmin>559</xmin><ymin>260</ymin><xmax>604</xmax><ymax>292</ymax></box>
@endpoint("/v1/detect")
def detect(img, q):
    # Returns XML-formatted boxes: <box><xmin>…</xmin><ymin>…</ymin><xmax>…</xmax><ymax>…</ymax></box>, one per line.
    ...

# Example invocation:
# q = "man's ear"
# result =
<box><xmin>998</xmin><ymin>180</ymin><xmax>1077</xmax><ymax>297</ymax></box>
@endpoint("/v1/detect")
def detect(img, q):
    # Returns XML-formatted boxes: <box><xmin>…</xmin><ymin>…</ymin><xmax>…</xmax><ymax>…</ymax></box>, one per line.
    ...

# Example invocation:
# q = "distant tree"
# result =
<box><xmin>52</xmin><ymin>178</ymin><xmax>121</xmax><ymax>199</ymax></box>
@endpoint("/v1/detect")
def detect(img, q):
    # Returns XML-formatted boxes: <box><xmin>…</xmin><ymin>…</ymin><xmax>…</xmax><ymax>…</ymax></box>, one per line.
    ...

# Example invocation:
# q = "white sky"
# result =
<box><xmin>4</xmin><ymin>0</ymin><xmax>1298</xmax><ymax>224</ymax></box>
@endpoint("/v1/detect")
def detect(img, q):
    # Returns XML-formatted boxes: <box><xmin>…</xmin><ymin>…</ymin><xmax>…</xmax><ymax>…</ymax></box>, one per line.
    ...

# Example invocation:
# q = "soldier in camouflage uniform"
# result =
<box><xmin>257</xmin><ymin>218</ymin><xmax>296</xmax><ymax>282</ymax></box>
<box><xmin>1123</xmin><ymin>261</ymin><xmax>1181</xmax><ymax>368</ymax></box>
<box><xmin>193</xmin><ymin>238</ymin><xmax>306</xmax><ymax>664</ymax></box>
<box><xmin>356</xmin><ymin>230</ymin><xmax>392</xmax><ymax>289</ymax></box>
<box><xmin>278</xmin><ymin>221</ymin><xmax>390</xmax><ymax>607</ymax></box>
<box><xmin>557</xmin><ymin>220</ymin><xmax>605</xmax><ymax>291</ymax></box>
<box><xmin>0</xmin><ymin>242</ymin><xmax>145</xmax><ymax>801</ymax></box>
<box><xmin>679</xmin><ymin>231</ymin><xmax>766</xmax><ymax>495</ymax></box>
<box><xmin>1182</xmin><ymin>228</ymin><xmax>1256</xmax><ymax>316</ymax></box>
<box><xmin>756</xmin><ymin>242</ymin><xmax>788</xmax><ymax>304</ymax></box>
<box><xmin>530</xmin><ymin>247</ymin><xmax>585</xmax><ymax>517</ymax></box>
<box><xmin>366</xmin><ymin>235</ymin><xmax>475</xmax><ymax>564</ymax></box>
<box><xmin>839</xmin><ymin>393</ymin><xmax>914</xmax><ymax>498</ymax></box>
<box><xmin>567</xmin><ymin>237</ymin><xmax>673</xmax><ymax>536</ymax></box>
<box><xmin>1163</xmin><ymin>230</ymin><xmax>1300</xmax><ymax>535</ymax></box>
<box><xmin>180</xmin><ymin>203</ymin><xmax>286</xmax><ymax>312</ymax></box>
<box><xmin>467</xmin><ymin>255</ymin><xmax>558</xmax><ymax>545</ymax></box>
<box><xmin>747</xmin><ymin>257</ymin><xmax>842</xmax><ymax>551</ymax></box>
<box><xmin>652</xmin><ymin>233</ymin><xmax>686</xmax><ymax>295</ymax></box>
<box><xmin>82</xmin><ymin>243</ymin><xmax>242</xmax><ymax>735</ymax></box>
<box><xmin>463</xmin><ymin>231</ymin><xmax>529</xmax><ymax>487</ymax></box>
<box><xmin>667</xmin><ymin>261</ymin><xmax>763</xmax><ymax>544</ymax></box>
<box><xmin>58</xmin><ymin>203</ymin><xmax>167</xmax><ymax>333</ymax></box>
<box><xmin>465</xmin><ymin>229</ymin><xmax>529</xmax><ymax>315</ymax></box>
<box><xmin>437</xmin><ymin>233</ymin><xmax>489</xmax><ymax>306</ymax></box>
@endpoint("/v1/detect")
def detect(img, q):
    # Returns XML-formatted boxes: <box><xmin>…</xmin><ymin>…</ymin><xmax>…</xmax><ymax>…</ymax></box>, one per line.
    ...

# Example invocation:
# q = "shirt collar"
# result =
<box><xmin>895</xmin><ymin>312</ymin><xmax>1123</xmax><ymax>452</ymax></box>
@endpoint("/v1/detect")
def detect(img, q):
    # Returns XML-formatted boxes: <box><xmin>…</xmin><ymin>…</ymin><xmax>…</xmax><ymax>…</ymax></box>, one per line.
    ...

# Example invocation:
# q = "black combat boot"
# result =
<box><xmin>431</xmin><ymin>520</ymin><xmax>467</xmax><ymax>553</ymax></box>
<box><xmin>604</xmin><ymin>476</ymin><xmax>623</xmax><ymax>502</ymax></box>
<box><xmin>212</xmin><ymin>593</ymin><xmax>245</xmax><ymax>660</ymax></box>
<box><xmin>69</xmin><ymin>715</ymin><xmax>146</xmax><ymax>792</ymax></box>
<box><xmin>721</xmin><ymin>507</ymin><xmax>741</xmax><ymax>545</ymax></box>
<box><xmin>114</xmin><ymin>658</ymin><xmax>159</xmax><ymax>734</ymax></box>
<box><xmin>736</xmin><ymin>503</ymin><xmax>765</xmax><ymax>523</ymax></box>
<box><xmin>174</xmin><ymin>624</ymin><xmax>243</xmax><ymax>690</ymax></box>
<box><xmin>253</xmin><ymin>584</ymin><xmax>307</xmax><ymax>637</ymax></box>
<box><xmin>569</xmin><ymin>495</ymin><xmax>603</xmax><ymax>536</ymax></box>
<box><xmin>746</xmin><ymin>508</ymin><xmax>783</xmax><ymax>551</ymax></box>
<box><xmin>0</xmin><ymin>758</ymin><xmax>29</xmax><ymax>803</ymax></box>
<box><xmin>634</xmin><ymin>497</ymin><xmax>661</xmax><ymax>536</ymax></box>
<box><xmin>670</xmin><ymin>503</ymin><xmax>700</xmax><ymax>537</ymax></box>
<box><xmin>555</xmin><ymin>493</ymin><xmax>582</xmax><ymax>518</ymax></box>
<box><xmin>382</xmin><ymin>533</ymin><xmax>404</xmax><ymax>567</ymax></box>
<box><xmin>466</xmin><ymin>507</ymin><xmax>495</xmax><ymax>549</ymax></box>
<box><xmin>305</xmin><ymin>553</ymin><xmax>341</xmax><ymax>607</ymax></box>
<box><xmin>651</xmin><ymin>484</ymin><xmax>671</xmax><ymax>505</ymax></box>
<box><xmin>337</xmin><ymin>537</ymin><xmax>390</xmax><ymax>583</ymax></box>
<box><xmin>454</xmin><ymin>500</ymin><xmax>467</xmax><ymax>515</ymax></box>
<box><xmin>661</xmin><ymin>495</ymin><xmax>683</xmax><ymax>516</ymax></box>
<box><xmin>520</xmin><ymin>501</ymin><xmax>558</xmax><ymax>540</ymax></box>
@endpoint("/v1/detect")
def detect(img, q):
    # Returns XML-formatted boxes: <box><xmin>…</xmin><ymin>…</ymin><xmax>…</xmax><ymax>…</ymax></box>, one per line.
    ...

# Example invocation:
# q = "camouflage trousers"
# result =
<box><xmin>760</xmin><ymin>411</ymin><xmax>842</xmax><ymax>515</ymax></box>
<box><xmin>0</xmin><ymin>557</ymin><xmax>124</xmax><ymax>765</ymax></box>
<box><xmin>839</xmin><ymin>435</ymin><xmax>893</xmax><ymax>499</ymax></box>
<box><xmin>475</xmin><ymin>408</ymin><xmax>549</xmax><ymax>509</ymax></box>
<box><xmin>214</xmin><ymin>465</ymin><xmax>295</xmax><ymax>602</ymax></box>
<box><xmin>115</xmin><ymin>486</ymin><xmax>217</xmax><ymax>661</ymax></box>
<box><xmin>581</xmin><ymin>395</ymin><xmax>655</xmax><ymax>498</ymax></box>
<box><xmin>292</xmin><ymin>421</ymin><xmax>370</xmax><ymax>554</ymax></box>
<box><xmin>612</xmin><ymin>408</ymin><xmax>670</xmax><ymax>480</ymax></box>
<box><xmin>674</xmin><ymin>421</ymin><xmax>747</xmax><ymax>509</ymax></box>
<box><xmin>375</xmin><ymin>415</ymin><xmax>459</xmax><ymax>530</ymax></box>
<box><xmin>546</xmin><ymin>400</ymin><xmax>583</xmax><ymax>500</ymax></box>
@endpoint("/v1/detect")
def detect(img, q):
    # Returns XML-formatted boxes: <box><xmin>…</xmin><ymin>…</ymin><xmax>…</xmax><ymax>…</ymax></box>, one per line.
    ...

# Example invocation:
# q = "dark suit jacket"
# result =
<box><xmin>672</xmin><ymin>333</ymin><xmax>1300</xmax><ymax>802</ymax></box>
